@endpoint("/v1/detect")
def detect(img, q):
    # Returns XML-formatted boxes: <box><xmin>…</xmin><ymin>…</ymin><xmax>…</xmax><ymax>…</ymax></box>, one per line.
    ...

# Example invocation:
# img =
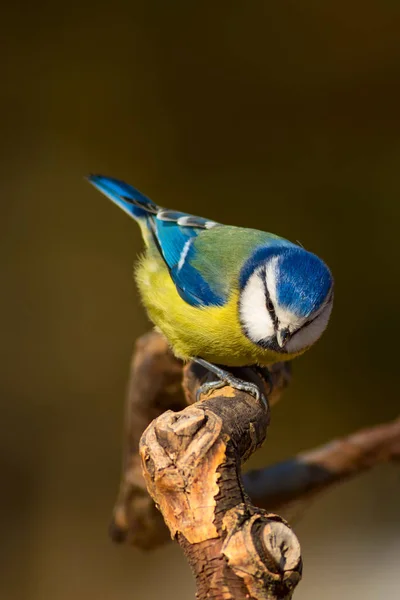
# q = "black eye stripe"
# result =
<box><xmin>259</xmin><ymin>268</ymin><xmax>278</xmax><ymax>328</ymax></box>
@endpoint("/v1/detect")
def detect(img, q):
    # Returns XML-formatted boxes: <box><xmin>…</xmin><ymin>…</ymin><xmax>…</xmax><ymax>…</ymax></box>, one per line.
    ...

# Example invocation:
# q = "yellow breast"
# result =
<box><xmin>135</xmin><ymin>254</ymin><xmax>303</xmax><ymax>366</ymax></box>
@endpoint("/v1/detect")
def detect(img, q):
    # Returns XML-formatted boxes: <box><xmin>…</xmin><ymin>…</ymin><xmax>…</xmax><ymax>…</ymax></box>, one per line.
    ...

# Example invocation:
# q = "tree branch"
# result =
<box><xmin>109</xmin><ymin>332</ymin><xmax>186</xmax><ymax>549</ymax></box>
<box><xmin>140</xmin><ymin>358</ymin><xmax>302</xmax><ymax>600</ymax></box>
<box><xmin>109</xmin><ymin>331</ymin><xmax>399</xmax><ymax>598</ymax></box>
<box><xmin>244</xmin><ymin>418</ymin><xmax>400</xmax><ymax>514</ymax></box>
<box><xmin>110</xmin><ymin>331</ymin><xmax>291</xmax><ymax>550</ymax></box>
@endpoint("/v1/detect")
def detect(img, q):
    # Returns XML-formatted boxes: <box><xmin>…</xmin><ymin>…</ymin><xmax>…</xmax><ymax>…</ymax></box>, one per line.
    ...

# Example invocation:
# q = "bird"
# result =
<box><xmin>87</xmin><ymin>175</ymin><xmax>333</xmax><ymax>403</ymax></box>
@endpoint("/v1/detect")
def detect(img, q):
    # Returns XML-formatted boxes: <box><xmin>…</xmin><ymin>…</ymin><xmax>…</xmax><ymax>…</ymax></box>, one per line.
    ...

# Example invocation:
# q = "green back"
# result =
<box><xmin>191</xmin><ymin>226</ymin><xmax>284</xmax><ymax>297</ymax></box>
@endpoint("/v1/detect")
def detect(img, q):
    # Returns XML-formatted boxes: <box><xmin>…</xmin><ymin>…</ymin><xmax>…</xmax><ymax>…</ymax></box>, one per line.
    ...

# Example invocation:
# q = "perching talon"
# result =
<box><xmin>193</xmin><ymin>358</ymin><xmax>268</xmax><ymax>410</ymax></box>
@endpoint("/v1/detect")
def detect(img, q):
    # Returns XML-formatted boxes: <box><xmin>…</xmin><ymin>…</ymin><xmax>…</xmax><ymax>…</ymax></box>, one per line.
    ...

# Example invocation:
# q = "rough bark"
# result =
<box><xmin>109</xmin><ymin>332</ymin><xmax>186</xmax><ymax>548</ymax></box>
<box><xmin>140</xmin><ymin>357</ymin><xmax>301</xmax><ymax>600</ymax></box>
<box><xmin>109</xmin><ymin>331</ymin><xmax>400</xmax><ymax>599</ymax></box>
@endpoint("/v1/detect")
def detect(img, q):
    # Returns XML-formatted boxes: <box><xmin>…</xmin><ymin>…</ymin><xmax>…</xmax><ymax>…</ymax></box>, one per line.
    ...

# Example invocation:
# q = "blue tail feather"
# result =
<box><xmin>87</xmin><ymin>174</ymin><xmax>225</xmax><ymax>307</ymax></box>
<box><xmin>87</xmin><ymin>175</ymin><xmax>161</xmax><ymax>220</ymax></box>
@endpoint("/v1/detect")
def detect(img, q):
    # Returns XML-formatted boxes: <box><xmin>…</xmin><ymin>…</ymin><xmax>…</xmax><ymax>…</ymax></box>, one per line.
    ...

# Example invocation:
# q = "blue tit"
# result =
<box><xmin>88</xmin><ymin>175</ymin><xmax>333</xmax><ymax>401</ymax></box>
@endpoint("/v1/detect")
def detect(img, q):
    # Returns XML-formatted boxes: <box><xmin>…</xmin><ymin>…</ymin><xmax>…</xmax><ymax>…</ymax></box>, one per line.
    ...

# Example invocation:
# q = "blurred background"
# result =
<box><xmin>1</xmin><ymin>1</ymin><xmax>399</xmax><ymax>599</ymax></box>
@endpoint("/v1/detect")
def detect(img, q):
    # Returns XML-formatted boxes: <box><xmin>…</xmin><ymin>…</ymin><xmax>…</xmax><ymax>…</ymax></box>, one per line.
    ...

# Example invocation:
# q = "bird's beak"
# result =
<box><xmin>277</xmin><ymin>327</ymin><xmax>290</xmax><ymax>348</ymax></box>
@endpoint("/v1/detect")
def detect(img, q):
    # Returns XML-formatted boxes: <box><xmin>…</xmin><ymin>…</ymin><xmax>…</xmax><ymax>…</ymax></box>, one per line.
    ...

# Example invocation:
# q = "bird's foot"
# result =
<box><xmin>193</xmin><ymin>358</ymin><xmax>268</xmax><ymax>410</ymax></box>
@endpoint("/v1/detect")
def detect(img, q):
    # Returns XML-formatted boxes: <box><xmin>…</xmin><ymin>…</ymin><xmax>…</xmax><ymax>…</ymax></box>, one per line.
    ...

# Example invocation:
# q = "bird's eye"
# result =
<box><xmin>266</xmin><ymin>299</ymin><xmax>274</xmax><ymax>313</ymax></box>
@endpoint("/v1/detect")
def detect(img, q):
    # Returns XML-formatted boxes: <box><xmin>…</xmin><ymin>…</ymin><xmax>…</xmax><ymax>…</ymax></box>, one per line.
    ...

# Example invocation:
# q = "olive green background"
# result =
<box><xmin>1</xmin><ymin>2</ymin><xmax>399</xmax><ymax>599</ymax></box>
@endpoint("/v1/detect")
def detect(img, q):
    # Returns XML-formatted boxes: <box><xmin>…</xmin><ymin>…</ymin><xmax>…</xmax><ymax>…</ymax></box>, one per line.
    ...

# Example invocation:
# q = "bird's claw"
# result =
<box><xmin>193</xmin><ymin>357</ymin><xmax>269</xmax><ymax>409</ymax></box>
<box><xmin>195</xmin><ymin>379</ymin><xmax>226</xmax><ymax>402</ymax></box>
<box><xmin>196</xmin><ymin>371</ymin><xmax>268</xmax><ymax>410</ymax></box>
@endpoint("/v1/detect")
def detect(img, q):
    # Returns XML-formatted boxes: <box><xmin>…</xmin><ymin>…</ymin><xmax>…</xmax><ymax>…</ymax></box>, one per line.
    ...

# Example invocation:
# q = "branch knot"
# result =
<box><xmin>222</xmin><ymin>505</ymin><xmax>302</xmax><ymax>600</ymax></box>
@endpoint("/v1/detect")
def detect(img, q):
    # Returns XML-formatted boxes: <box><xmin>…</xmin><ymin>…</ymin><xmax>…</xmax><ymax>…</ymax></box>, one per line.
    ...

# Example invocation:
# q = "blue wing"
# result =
<box><xmin>88</xmin><ymin>175</ymin><xmax>225</xmax><ymax>307</ymax></box>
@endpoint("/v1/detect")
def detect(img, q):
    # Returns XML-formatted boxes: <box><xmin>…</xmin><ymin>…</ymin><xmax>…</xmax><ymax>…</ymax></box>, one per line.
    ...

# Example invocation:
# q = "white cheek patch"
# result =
<box><xmin>285</xmin><ymin>300</ymin><xmax>333</xmax><ymax>353</ymax></box>
<box><xmin>239</xmin><ymin>270</ymin><xmax>275</xmax><ymax>343</ymax></box>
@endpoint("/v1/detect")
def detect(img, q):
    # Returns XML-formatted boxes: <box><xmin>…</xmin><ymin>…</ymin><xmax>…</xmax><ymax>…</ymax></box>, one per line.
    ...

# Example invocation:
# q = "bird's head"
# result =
<box><xmin>239</xmin><ymin>244</ymin><xmax>333</xmax><ymax>356</ymax></box>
